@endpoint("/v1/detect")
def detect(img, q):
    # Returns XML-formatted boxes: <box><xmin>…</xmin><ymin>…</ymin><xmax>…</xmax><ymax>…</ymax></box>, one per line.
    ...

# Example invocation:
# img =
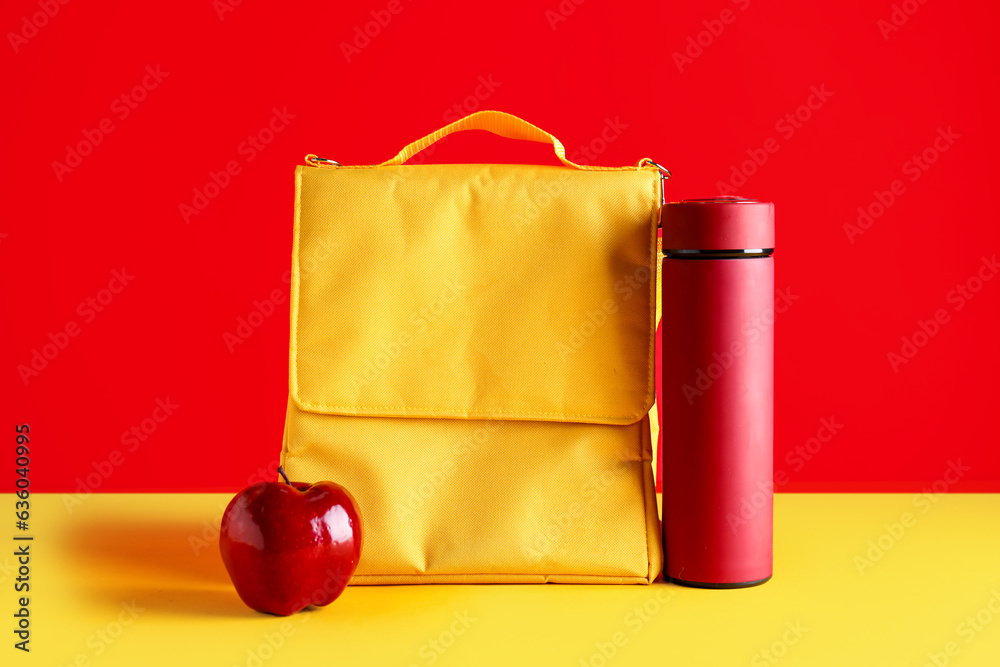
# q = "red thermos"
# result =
<box><xmin>661</xmin><ymin>197</ymin><xmax>775</xmax><ymax>588</ymax></box>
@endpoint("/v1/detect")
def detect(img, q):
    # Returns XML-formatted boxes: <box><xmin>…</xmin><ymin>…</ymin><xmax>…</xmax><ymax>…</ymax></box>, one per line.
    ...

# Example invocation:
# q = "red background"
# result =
<box><xmin>2</xmin><ymin>0</ymin><xmax>997</xmax><ymax>493</ymax></box>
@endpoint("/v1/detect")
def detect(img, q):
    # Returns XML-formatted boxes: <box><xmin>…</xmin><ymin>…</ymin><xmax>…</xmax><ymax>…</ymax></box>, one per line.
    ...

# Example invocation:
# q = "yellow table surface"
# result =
<box><xmin>8</xmin><ymin>493</ymin><xmax>1000</xmax><ymax>666</ymax></box>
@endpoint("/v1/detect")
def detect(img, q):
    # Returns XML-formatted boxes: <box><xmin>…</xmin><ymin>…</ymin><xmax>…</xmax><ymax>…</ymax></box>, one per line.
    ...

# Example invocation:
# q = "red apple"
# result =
<box><xmin>219</xmin><ymin>467</ymin><xmax>362</xmax><ymax>616</ymax></box>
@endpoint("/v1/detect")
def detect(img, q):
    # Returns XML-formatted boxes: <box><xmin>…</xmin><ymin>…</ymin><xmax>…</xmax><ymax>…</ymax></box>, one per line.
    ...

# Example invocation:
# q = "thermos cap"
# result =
<box><xmin>662</xmin><ymin>197</ymin><xmax>774</xmax><ymax>253</ymax></box>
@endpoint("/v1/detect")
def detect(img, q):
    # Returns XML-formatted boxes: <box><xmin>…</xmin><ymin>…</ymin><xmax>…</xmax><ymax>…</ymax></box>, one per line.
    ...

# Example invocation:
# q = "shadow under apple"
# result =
<box><xmin>59</xmin><ymin>516</ymin><xmax>258</xmax><ymax>618</ymax></box>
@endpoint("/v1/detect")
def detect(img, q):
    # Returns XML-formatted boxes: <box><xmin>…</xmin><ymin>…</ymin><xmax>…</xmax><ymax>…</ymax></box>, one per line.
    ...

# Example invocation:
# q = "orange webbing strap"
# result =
<box><xmin>312</xmin><ymin>110</ymin><xmax>654</xmax><ymax>171</ymax></box>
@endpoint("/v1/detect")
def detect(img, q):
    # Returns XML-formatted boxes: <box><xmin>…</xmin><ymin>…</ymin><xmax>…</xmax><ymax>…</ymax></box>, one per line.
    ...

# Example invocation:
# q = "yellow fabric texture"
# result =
<box><xmin>283</xmin><ymin>117</ymin><xmax>663</xmax><ymax>584</ymax></box>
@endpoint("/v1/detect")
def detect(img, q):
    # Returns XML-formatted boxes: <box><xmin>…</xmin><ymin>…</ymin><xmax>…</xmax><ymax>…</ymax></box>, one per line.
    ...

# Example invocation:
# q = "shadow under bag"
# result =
<box><xmin>281</xmin><ymin>110</ymin><xmax>663</xmax><ymax>584</ymax></box>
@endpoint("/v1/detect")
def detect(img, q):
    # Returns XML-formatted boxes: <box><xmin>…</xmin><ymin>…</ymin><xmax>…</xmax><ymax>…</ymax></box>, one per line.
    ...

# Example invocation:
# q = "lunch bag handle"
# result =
<box><xmin>307</xmin><ymin>110</ymin><xmax>660</xmax><ymax>172</ymax></box>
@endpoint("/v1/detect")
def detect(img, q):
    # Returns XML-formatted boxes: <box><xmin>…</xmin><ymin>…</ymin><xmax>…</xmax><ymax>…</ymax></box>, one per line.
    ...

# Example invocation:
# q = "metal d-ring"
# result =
<box><xmin>643</xmin><ymin>159</ymin><xmax>672</xmax><ymax>180</ymax></box>
<box><xmin>640</xmin><ymin>159</ymin><xmax>671</xmax><ymax>207</ymax></box>
<box><xmin>305</xmin><ymin>154</ymin><xmax>343</xmax><ymax>168</ymax></box>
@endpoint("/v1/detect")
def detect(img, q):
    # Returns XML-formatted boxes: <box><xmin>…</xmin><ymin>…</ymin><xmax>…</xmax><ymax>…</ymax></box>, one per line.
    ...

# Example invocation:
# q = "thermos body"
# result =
<box><xmin>661</xmin><ymin>198</ymin><xmax>775</xmax><ymax>588</ymax></box>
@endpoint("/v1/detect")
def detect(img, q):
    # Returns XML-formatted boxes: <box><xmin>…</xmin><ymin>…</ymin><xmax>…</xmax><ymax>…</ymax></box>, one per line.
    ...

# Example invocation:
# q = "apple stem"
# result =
<box><xmin>277</xmin><ymin>466</ymin><xmax>292</xmax><ymax>486</ymax></box>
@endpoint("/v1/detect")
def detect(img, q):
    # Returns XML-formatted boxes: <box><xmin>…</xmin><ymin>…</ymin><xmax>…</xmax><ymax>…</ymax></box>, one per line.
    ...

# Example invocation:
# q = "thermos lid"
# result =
<box><xmin>662</xmin><ymin>197</ymin><xmax>774</xmax><ymax>253</ymax></box>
